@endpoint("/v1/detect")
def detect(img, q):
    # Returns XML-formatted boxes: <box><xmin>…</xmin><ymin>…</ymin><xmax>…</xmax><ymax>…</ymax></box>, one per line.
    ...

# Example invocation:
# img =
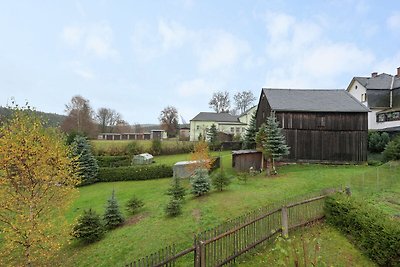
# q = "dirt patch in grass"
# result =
<box><xmin>124</xmin><ymin>212</ymin><xmax>149</xmax><ymax>226</ymax></box>
<box><xmin>192</xmin><ymin>208</ymin><xmax>201</xmax><ymax>222</ymax></box>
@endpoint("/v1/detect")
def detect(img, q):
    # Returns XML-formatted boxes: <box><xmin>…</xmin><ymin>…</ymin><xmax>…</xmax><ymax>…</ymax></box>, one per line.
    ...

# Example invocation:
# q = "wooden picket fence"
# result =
<box><xmin>125</xmin><ymin>188</ymin><xmax>340</xmax><ymax>267</ymax></box>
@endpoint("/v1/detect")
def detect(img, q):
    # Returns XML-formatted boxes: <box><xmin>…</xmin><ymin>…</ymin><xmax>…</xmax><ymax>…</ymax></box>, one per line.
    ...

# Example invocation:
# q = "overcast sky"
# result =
<box><xmin>1</xmin><ymin>0</ymin><xmax>400</xmax><ymax>124</ymax></box>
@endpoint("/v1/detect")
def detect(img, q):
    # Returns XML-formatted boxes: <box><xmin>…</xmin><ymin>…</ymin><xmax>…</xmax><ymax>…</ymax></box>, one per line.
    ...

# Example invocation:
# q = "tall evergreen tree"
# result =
<box><xmin>243</xmin><ymin>112</ymin><xmax>257</xmax><ymax>149</ymax></box>
<box><xmin>72</xmin><ymin>208</ymin><xmax>104</xmax><ymax>243</ymax></box>
<box><xmin>191</xmin><ymin>168</ymin><xmax>211</xmax><ymax>197</ymax></box>
<box><xmin>71</xmin><ymin>135</ymin><xmax>99</xmax><ymax>185</ymax></box>
<box><xmin>103</xmin><ymin>190</ymin><xmax>124</xmax><ymax>229</ymax></box>
<box><xmin>258</xmin><ymin>112</ymin><xmax>289</xmax><ymax>175</ymax></box>
<box><xmin>207</xmin><ymin>123</ymin><xmax>218</xmax><ymax>149</ymax></box>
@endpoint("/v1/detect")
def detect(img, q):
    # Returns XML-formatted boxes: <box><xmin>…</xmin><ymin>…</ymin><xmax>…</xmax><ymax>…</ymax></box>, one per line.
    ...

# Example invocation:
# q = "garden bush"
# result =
<box><xmin>95</xmin><ymin>156</ymin><xmax>131</xmax><ymax>167</ymax></box>
<box><xmin>150</xmin><ymin>139</ymin><xmax>162</xmax><ymax>155</ymax></box>
<box><xmin>325</xmin><ymin>193</ymin><xmax>400</xmax><ymax>266</ymax></box>
<box><xmin>125</xmin><ymin>195</ymin><xmax>145</xmax><ymax>214</ymax></box>
<box><xmin>368</xmin><ymin>131</ymin><xmax>390</xmax><ymax>153</ymax></box>
<box><xmin>125</xmin><ymin>141</ymin><xmax>144</xmax><ymax>156</ymax></box>
<box><xmin>96</xmin><ymin>164</ymin><xmax>173</xmax><ymax>182</ymax></box>
<box><xmin>383</xmin><ymin>136</ymin><xmax>400</xmax><ymax>161</ymax></box>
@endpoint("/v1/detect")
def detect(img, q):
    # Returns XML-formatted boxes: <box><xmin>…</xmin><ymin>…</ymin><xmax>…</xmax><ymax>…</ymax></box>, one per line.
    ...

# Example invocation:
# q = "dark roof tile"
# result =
<box><xmin>191</xmin><ymin>112</ymin><xmax>240</xmax><ymax>122</ymax></box>
<box><xmin>262</xmin><ymin>88</ymin><xmax>369</xmax><ymax>112</ymax></box>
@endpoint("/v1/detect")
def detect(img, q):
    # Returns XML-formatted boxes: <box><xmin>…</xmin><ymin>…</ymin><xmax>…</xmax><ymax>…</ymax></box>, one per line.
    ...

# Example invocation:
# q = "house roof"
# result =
<box><xmin>262</xmin><ymin>88</ymin><xmax>370</xmax><ymax>113</ymax></box>
<box><xmin>354</xmin><ymin>73</ymin><xmax>400</xmax><ymax>90</ymax></box>
<box><xmin>190</xmin><ymin>112</ymin><xmax>240</xmax><ymax>122</ymax></box>
<box><xmin>239</xmin><ymin>105</ymin><xmax>257</xmax><ymax>116</ymax></box>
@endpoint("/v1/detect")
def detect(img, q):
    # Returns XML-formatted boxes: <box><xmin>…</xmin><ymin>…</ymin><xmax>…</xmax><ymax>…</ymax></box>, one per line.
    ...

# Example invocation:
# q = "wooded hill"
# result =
<box><xmin>0</xmin><ymin>106</ymin><xmax>66</xmax><ymax>128</ymax></box>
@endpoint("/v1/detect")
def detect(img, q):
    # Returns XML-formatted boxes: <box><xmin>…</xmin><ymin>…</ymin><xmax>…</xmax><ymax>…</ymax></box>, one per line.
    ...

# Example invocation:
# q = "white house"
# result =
<box><xmin>238</xmin><ymin>106</ymin><xmax>257</xmax><ymax>125</ymax></box>
<box><xmin>189</xmin><ymin>113</ymin><xmax>242</xmax><ymax>141</ymax></box>
<box><xmin>347</xmin><ymin>68</ymin><xmax>400</xmax><ymax>132</ymax></box>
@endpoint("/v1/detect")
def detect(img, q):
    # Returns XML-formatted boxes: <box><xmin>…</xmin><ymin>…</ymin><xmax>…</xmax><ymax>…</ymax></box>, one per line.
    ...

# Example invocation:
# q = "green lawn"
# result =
<box><xmin>239</xmin><ymin>223</ymin><xmax>376</xmax><ymax>266</ymax></box>
<box><xmin>53</xmin><ymin>157</ymin><xmax>399</xmax><ymax>266</ymax></box>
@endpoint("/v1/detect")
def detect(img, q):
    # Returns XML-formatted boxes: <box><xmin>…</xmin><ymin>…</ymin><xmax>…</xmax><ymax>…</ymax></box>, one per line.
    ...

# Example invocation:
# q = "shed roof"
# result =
<box><xmin>191</xmin><ymin>112</ymin><xmax>240</xmax><ymax>122</ymax></box>
<box><xmin>262</xmin><ymin>88</ymin><xmax>369</xmax><ymax>113</ymax></box>
<box><xmin>232</xmin><ymin>150</ymin><xmax>260</xmax><ymax>155</ymax></box>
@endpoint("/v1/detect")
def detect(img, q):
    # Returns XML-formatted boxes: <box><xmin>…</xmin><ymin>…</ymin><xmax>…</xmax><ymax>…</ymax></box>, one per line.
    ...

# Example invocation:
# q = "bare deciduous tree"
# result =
<box><xmin>133</xmin><ymin>122</ymin><xmax>143</xmax><ymax>133</ymax></box>
<box><xmin>96</xmin><ymin>107</ymin><xmax>121</xmax><ymax>133</ymax></box>
<box><xmin>61</xmin><ymin>95</ymin><xmax>97</xmax><ymax>137</ymax></box>
<box><xmin>159</xmin><ymin>106</ymin><xmax>179</xmax><ymax>138</ymax></box>
<box><xmin>234</xmin><ymin>90</ymin><xmax>256</xmax><ymax>114</ymax></box>
<box><xmin>209</xmin><ymin>91</ymin><xmax>231</xmax><ymax>113</ymax></box>
<box><xmin>114</xmin><ymin>119</ymin><xmax>132</xmax><ymax>133</ymax></box>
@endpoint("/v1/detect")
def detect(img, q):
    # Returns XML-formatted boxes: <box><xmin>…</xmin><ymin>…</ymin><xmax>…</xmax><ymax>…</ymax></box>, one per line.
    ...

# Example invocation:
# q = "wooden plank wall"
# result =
<box><xmin>232</xmin><ymin>152</ymin><xmax>263</xmax><ymax>172</ymax></box>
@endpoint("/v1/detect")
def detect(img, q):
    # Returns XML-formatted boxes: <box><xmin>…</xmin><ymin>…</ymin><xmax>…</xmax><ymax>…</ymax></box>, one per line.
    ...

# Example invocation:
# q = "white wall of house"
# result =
<box><xmin>238</xmin><ymin>106</ymin><xmax>257</xmax><ymax>125</ymax></box>
<box><xmin>348</xmin><ymin>80</ymin><xmax>368</xmax><ymax>106</ymax></box>
<box><xmin>189</xmin><ymin>120</ymin><xmax>247</xmax><ymax>141</ymax></box>
<box><xmin>369</xmin><ymin>108</ymin><xmax>400</xmax><ymax>130</ymax></box>
<box><xmin>348</xmin><ymin>80</ymin><xmax>400</xmax><ymax>130</ymax></box>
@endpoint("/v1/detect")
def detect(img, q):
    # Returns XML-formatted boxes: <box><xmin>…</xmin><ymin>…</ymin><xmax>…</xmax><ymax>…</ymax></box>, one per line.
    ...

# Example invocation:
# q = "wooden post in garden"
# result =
<box><xmin>281</xmin><ymin>206</ymin><xmax>289</xmax><ymax>238</ymax></box>
<box><xmin>200</xmin><ymin>241</ymin><xmax>206</xmax><ymax>267</ymax></box>
<box><xmin>194</xmin><ymin>236</ymin><xmax>200</xmax><ymax>267</ymax></box>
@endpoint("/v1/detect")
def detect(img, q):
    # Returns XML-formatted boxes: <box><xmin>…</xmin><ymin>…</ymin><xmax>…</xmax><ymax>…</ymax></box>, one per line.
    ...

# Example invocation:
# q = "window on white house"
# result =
<box><xmin>230</xmin><ymin>127</ymin><xmax>234</xmax><ymax>133</ymax></box>
<box><xmin>361</xmin><ymin>93</ymin><xmax>367</xmax><ymax>102</ymax></box>
<box><xmin>196</xmin><ymin>125</ymin><xmax>199</xmax><ymax>130</ymax></box>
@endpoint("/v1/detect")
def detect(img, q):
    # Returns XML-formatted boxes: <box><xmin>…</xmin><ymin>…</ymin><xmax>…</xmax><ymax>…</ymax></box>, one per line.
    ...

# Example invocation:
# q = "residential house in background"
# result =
<box><xmin>256</xmin><ymin>88</ymin><xmax>369</xmax><ymax>163</ymax></box>
<box><xmin>347</xmin><ymin>68</ymin><xmax>400</xmax><ymax>133</ymax></box>
<box><xmin>238</xmin><ymin>106</ymin><xmax>257</xmax><ymax>125</ymax></box>
<box><xmin>189</xmin><ymin>112</ymin><xmax>247</xmax><ymax>141</ymax></box>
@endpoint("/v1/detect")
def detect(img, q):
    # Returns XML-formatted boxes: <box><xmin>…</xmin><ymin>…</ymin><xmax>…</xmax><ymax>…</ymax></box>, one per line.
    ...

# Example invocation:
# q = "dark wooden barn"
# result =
<box><xmin>232</xmin><ymin>150</ymin><xmax>264</xmax><ymax>172</ymax></box>
<box><xmin>256</xmin><ymin>89</ymin><xmax>369</xmax><ymax>163</ymax></box>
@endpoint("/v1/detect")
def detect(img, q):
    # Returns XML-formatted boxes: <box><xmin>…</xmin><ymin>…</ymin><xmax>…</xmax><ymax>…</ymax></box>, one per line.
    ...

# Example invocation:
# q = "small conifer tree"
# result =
<box><xmin>72</xmin><ymin>209</ymin><xmax>104</xmax><ymax>243</ymax></box>
<box><xmin>243</xmin><ymin>112</ymin><xmax>257</xmax><ymax>149</ymax></box>
<box><xmin>71</xmin><ymin>135</ymin><xmax>99</xmax><ymax>185</ymax></box>
<box><xmin>165</xmin><ymin>198</ymin><xmax>182</xmax><ymax>217</ymax></box>
<box><xmin>211</xmin><ymin>168</ymin><xmax>231</xmax><ymax>191</ymax></box>
<box><xmin>103</xmin><ymin>190</ymin><xmax>124</xmax><ymax>229</ymax></box>
<box><xmin>125</xmin><ymin>195</ymin><xmax>145</xmax><ymax>215</ymax></box>
<box><xmin>166</xmin><ymin>177</ymin><xmax>186</xmax><ymax>201</ymax></box>
<box><xmin>191</xmin><ymin>168</ymin><xmax>211</xmax><ymax>197</ymax></box>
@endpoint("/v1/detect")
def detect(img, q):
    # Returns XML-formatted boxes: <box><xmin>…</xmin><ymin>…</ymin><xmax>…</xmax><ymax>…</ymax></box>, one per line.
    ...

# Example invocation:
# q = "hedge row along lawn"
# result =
<box><xmin>51</xmin><ymin>156</ymin><xmax>398</xmax><ymax>267</ymax></box>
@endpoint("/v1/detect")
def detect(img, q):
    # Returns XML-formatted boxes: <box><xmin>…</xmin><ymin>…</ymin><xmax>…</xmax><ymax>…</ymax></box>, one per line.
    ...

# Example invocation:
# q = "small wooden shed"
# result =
<box><xmin>173</xmin><ymin>161</ymin><xmax>199</xmax><ymax>178</ymax></box>
<box><xmin>232</xmin><ymin>150</ymin><xmax>264</xmax><ymax>172</ymax></box>
<box><xmin>132</xmin><ymin>153</ymin><xmax>154</xmax><ymax>165</ymax></box>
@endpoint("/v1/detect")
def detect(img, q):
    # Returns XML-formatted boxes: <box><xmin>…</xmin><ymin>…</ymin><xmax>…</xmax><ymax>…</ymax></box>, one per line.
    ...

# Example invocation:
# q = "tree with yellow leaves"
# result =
<box><xmin>0</xmin><ymin>105</ymin><xmax>80</xmax><ymax>266</ymax></box>
<box><xmin>188</xmin><ymin>140</ymin><xmax>214</xmax><ymax>172</ymax></box>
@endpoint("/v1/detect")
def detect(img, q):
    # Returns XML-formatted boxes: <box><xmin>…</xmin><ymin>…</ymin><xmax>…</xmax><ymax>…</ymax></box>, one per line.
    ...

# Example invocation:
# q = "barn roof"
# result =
<box><xmin>262</xmin><ymin>88</ymin><xmax>369</xmax><ymax>113</ymax></box>
<box><xmin>191</xmin><ymin>112</ymin><xmax>240</xmax><ymax>122</ymax></box>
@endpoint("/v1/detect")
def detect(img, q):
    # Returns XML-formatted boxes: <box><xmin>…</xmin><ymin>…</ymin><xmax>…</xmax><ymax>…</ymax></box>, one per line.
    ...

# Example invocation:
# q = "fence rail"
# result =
<box><xmin>126</xmin><ymin>188</ymin><xmax>340</xmax><ymax>267</ymax></box>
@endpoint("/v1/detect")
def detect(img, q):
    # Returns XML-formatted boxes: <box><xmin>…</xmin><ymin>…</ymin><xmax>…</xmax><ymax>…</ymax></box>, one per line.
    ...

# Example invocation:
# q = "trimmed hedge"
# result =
<box><xmin>97</xmin><ymin>164</ymin><xmax>173</xmax><ymax>182</ymax></box>
<box><xmin>325</xmin><ymin>193</ymin><xmax>400</xmax><ymax>266</ymax></box>
<box><xmin>95</xmin><ymin>156</ymin><xmax>131</xmax><ymax>167</ymax></box>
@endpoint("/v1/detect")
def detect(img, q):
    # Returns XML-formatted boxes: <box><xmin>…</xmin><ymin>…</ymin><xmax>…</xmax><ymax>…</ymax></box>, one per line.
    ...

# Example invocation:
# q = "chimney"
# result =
<box><xmin>371</xmin><ymin>72</ymin><xmax>378</xmax><ymax>78</ymax></box>
<box><xmin>397</xmin><ymin>67</ymin><xmax>400</xmax><ymax>77</ymax></box>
